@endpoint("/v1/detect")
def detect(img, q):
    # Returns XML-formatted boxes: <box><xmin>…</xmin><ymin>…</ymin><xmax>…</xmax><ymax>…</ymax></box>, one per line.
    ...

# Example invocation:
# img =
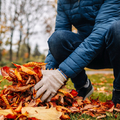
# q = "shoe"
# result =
<box><xmin>76</xmin><ymin>79</ymin><xmax>94</xmax><ymax>100</ymax></box>
<box><xmin>112</xmin><ymin>89</ymin><xmax>120</xmax><ymax>106</ymax></box>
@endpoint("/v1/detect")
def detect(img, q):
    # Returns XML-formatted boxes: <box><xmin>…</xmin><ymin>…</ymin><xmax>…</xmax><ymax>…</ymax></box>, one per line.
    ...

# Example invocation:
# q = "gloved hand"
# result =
<box><xmin>34</xmin><ymin>69</ymin><xmax>67</xmax><ymax>102</ymax></box>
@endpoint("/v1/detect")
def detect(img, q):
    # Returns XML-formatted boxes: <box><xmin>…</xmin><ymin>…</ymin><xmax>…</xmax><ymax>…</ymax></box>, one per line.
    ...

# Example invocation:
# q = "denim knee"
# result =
<box><xmin>110</xmin><ymin>20</ymin><xmax>120</xmax><ymax>40</ymax></box>
<box><xmin>48</xmin><ymin>30</ymin><xmax>79</xmax><ymax>63</ymax></box>
<box><xmin>48</xmin><ymin>30</ymin><xmax>70</xmax><ymax>63</ymax></box>
<box><xmin>48</xmin><ymin>30</ymin><xmax>68</xmax><ymax>49</ymax></box>
<box><xmin>105</xmin><ymin>20</ymin><xmax>120</xmax><ymax>52</ymax></box>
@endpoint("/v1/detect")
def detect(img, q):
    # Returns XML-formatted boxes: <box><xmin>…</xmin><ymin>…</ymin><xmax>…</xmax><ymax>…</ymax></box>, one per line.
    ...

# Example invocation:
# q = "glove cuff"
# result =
<box><xmin>57</xmin><ymin>68</ymin><xmax>68</xmax><ymax>79</ymax></box>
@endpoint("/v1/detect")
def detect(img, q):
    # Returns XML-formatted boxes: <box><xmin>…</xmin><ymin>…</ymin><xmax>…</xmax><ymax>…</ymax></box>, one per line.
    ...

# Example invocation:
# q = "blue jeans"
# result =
<box><xmin>46</xmin><ymin>20</ymin><xmax>120</xmax><ymax>90</ymax></box>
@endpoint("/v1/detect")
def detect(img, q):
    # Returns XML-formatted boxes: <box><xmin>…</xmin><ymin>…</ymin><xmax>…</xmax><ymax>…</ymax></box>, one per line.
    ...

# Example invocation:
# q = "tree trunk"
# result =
<box><xmin>17</xmin><ymin>20</ymin><xmax>22</xmax><ymax>60</ymax></box>
<box><xmin>16</xmin><ymin>29</ymin><xmax>22</xmax><ymax>60</ymax></box>
<box><xmin>27</xmin><ymin>37</ymin><xmax>30</xmax><ymax>59</ymax></box>
<box><xmin>26</xmin><ymin>17</ymin><xmax>30</xmax><ymax>59</ymax></box>
<box><xmin>10</xmin><ymin>29</ymin><xmax>14</xmax><ymax>61</ymax></box>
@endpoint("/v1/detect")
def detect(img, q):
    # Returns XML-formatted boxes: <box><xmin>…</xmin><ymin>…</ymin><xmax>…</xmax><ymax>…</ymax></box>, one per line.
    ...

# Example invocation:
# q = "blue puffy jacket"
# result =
<box><xmin>45</xmin><ymin>0</ymin><xmax>120</xmax><ymax>78</ymax></box>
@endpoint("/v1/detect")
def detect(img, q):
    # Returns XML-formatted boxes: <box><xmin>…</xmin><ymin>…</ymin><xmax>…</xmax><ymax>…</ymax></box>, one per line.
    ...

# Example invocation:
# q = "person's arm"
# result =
<box><xmin>59</xmin><ymin>0</ymin><xmax>120</xmax><ymax>78</ymax></box>
<box><xmin>55</xmin><ymin>0</ymin><xmax>71</xmax><ymax>31</ymax></box>
<box><xmin>45</xmin><ymin>51</ymin><xmax>59</xmax><ymax>69</ymax></box>
<box><xmin>45</xmin><ymin>0</ymin><xmax>71</xmax><ymax>69</ymax></box>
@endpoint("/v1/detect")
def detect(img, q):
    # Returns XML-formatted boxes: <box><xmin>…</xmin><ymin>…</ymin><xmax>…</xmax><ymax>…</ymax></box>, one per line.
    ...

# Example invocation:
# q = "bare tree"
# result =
<box><xmin>16</xmin><ymin>1</ymin><xmax>26</xmax><ymax>60</ymax></box>
<box><xmin>23</xmin><ymin>0</ymin><xmax>45</xmax><ymax>59</ymax></box>
<box><xmin>9</xmin><ymin>0</ymin><xmax>19</xmax><ymax>61</ymax></box>
<box><xmin>0</xmin><ymin>0</ymin><xmax>10</xmax><ymax>61</ymax></box>
<box><xmin>17</xmin><ymin>0</ymin><xmax>56</xmax><ymax>59</ymax></box>
<box><xmin>16</xmin><ymin>20</ymin><xmax>23</xmax><ymax>60</ymax></box>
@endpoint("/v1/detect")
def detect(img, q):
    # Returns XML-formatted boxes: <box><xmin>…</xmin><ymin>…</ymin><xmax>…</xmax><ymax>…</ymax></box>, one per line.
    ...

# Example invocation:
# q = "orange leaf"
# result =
<box><xmin>33</xmin><ymin>67</ymin><xmax>42</xmax><ymax>79</ymax></box>
<box><xmin>15</xmin><ymin>101</ymin><xmax>23</xmax><ymax>113</ymax></box>
<box><xmin>23</xmin><ymin>62</ymin><xmax>46</xmax><ymax>67</ymax></box>
<box><xmin>13</xmin><ymin>63</ymin><xmax>37</xmax><ymax>75</ymax></box>
<box><xmin>56</xmin><ymin>106</ymin><xmax>71</xmax><ymax>113</ymax></box>
<box><xmin>14</xmin><ymin>68</ymin><xmax>22</xmax><ymax>82</ymax></box>
<box><xmin>58</xmin><ymin>89</ymin><xmax>73</xmax><ymax>99</ymax></box>
<box><xmin>20</xmin><ymin>66</ymin><xmax>37</xmax><ymax>75</ymax></box>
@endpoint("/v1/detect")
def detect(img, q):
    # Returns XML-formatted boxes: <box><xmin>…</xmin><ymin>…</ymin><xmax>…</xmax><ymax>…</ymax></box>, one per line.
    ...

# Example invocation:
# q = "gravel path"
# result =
<box><xmin>0</xmin><ymin>70</ymin><xmax>113</xmax><ymax>75</ymax></box>
<box><xmin>86</xmin><ymin>70</ymin><xmax>113</xmax><ymax>75</ymax></box>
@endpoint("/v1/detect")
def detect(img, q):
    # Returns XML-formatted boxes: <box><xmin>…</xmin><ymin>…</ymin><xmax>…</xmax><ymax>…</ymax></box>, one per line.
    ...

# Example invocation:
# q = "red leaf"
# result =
<box><xmin>6</xmin><ymin>114</ymin><xmax>16</xmax><ymax>119</ymax></box>
<box><xmin>1</xmin><ymin>66</ymin><xmax>10</xmax><ymax>77</ymax></box>
<box><xmin>70</xmin><ymin>90</ymin><xmax>78</xmax><ymax>97</ymax></box>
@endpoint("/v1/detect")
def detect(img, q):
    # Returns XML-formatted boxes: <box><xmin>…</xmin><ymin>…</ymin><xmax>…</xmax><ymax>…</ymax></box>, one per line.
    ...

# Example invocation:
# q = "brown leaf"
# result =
<box><xmin>107</xmin><ymin>105</ymin><xmax>114</xmax><ymax>112</ymax></box>
<box><xmin>26</xmin><ymin>76</ymin><xmax>32</xmax><ymax>85</ymax></box>
<box><xmin>96</xmin><ymin>115</ymin><xmax>106</xmax><ymax>119</ymax></box>
<box><xmin>69</xmin><ymin>107</ymin><xmax>80</xmax><ymax>113</ymax></box>
<box><xmin>27</xmin><ymin>100</ymin><xmax>37</xmax><ymax>107</ymax></box>
<box><xmin>73</xmin><ymin>96</ymin><xmax>84</xmax><ymax>107</ymax></box>
<box><xmin>0</xmin><ymin>115</ymin><xmax>5</xmax><ymax>120</ymax></box>
<box><xmin>80</xmin><ymin>104</ymin><xmax>94</xmax><ymax>111</ymax></box>
<box><xmin>116</xmin><ymin>103</ymin><xmax>120</xmax><ymax>109</ymax></box>
<box><xmin>114</xmin><ymin>108</ymin><xmax>120</xmax><ymax>112</ymax></box>
<box><xmin>6</xmin><ymin>84</ymin><xmax>34</xmax><ymax>92</ymax></box>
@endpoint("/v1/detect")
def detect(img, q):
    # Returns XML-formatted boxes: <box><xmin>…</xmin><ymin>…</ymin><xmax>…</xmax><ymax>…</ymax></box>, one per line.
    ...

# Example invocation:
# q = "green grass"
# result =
<box><xmin>88</xmin><ymin>74</ymin><xmax>113</xmax><ymax>102</ymax></box>
<box><xmin>66</xmin><ymin>74</ymin><xmax>114</xmax><ymax>102</ymax></box>
<box><xmin>0</xmin><ymin>76</ymin><xmax>12</xmax><ymax>91</ymax></box>
<box><xmin>65</xmin><ymin>73</ymin><xmax>116</xmax><ymax>120</ymax></box>
<box><xmin>0</xmin><ymin>73</ymin><xmax>118</xmax><ymax>120</ymax></box>
<box><xmin>69</xmin><ymin>113</ymin><xmax>120</xmax><ymax>120</ymax></box>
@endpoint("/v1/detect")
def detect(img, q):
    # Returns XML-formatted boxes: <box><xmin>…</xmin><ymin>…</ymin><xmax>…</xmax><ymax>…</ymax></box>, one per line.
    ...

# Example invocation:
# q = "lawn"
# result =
<box><xmin>65</xmin><ymin>73</ymin><xmax>117</xmax><ymax>120</ymax></box>
<box><xmin>0</xmin><ymin>75</ymin><xmax>12</xmax><ymax>91</ymax></box>
<box><xmin>66</xmin><ymin>73</ymin><xmax>114</xmax><ymax>102</ymax></box>
<box><xmin>0</xmin><ymin>73</ymin><xmax>119</xmax><ymax>120</ymax></box>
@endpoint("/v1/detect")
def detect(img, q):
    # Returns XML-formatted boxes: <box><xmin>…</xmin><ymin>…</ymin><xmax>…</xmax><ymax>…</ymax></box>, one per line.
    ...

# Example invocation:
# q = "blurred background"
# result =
<box><xmin>0</xmin><ymin>0</ymin><xmax>58</xmax><ymax>67</ymax></box>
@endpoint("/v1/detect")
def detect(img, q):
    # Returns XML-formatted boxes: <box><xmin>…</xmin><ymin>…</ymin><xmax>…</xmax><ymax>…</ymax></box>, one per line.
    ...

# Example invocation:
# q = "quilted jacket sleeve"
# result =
<box><xmin>55</xmin><ymin>0</ymin><xmax>71</xmax><ymax>31</ymax></box>
<box><xmin>45</xmin><ymin>0</ymin><xmax>71</xmax><ymax>69</ymax></box>
<box><xmin>45</xmin><ymin>50</ymin><xmax>59</xmax><ymax>69</ymax></box>
<box><xmin>59</xmin><ymin>0</ymin><xmax>120</xmax><ymax>78</ymax></box>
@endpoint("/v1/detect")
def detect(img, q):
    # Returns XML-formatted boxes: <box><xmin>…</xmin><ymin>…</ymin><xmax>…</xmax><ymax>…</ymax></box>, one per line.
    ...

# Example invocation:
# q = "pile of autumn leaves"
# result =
<box><xmin>0</xmin><ymin>62</ymin><xmax>120</xmax><ymax>120</ymax></box>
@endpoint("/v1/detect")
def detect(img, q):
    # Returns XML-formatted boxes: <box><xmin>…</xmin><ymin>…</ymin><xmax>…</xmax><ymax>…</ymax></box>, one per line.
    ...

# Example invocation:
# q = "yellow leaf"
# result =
<box><xmin>21</xmin><ymin>66</ymin><xmax>37</xmax><ymax>75</ymax></box>
<box><xmin>22</xmin><ymin>107</ymin><xmax>62</xmax><ymax>120</ymax></box>
<box><xmin>0</xmin><ymin>109</ymin><xmax>14</xmax><ymax>116</ymax></box>
<box><xmin>15</xmin><ymin>69</ymin><xmax>22</xmax><ymax>81</ymax></box>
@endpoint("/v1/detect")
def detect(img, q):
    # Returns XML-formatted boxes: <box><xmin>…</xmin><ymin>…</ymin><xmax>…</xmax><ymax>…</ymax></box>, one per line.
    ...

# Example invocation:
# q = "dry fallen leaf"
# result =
<box><xmin>0</xmin><ymin>109</ymin><xmax>14</xmax><ymax>116</ymax></box>
<box><xmin>96</xmin><ymin>115</ymin><xmax>106</xmax><ymax>119</ymax></box>
<box><xmin>22</xmin><ymin>107</ymin><xmax>62</xmax><ymax>120</ymax></box>
<box><xmin>0</xmin><ymin>115</ymin><xmax>4</xmax><ymax>120</ymax></box>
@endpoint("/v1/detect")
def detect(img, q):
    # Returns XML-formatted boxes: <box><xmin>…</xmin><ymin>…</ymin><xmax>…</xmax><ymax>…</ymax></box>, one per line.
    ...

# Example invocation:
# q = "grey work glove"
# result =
<box><xmin>34</xmin><ymin>69</ymin><xmax>67</xmax><ymax>102</ymax></box>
